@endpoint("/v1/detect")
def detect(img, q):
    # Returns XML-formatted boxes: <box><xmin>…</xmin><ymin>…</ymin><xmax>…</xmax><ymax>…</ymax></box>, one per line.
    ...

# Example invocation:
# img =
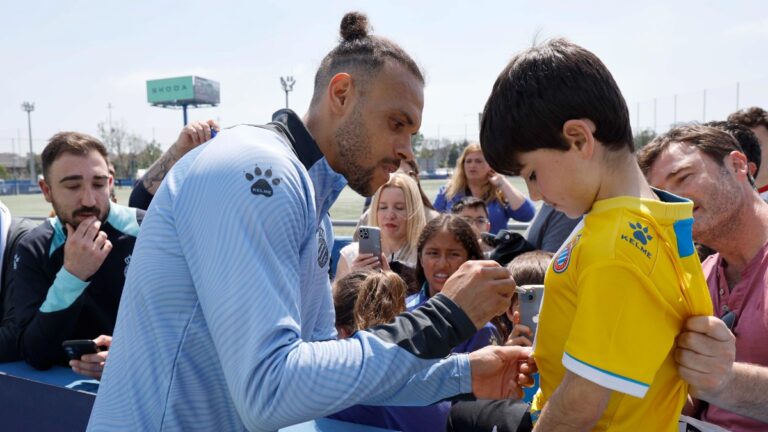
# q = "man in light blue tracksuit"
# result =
<box><xmin>88</xmin><ymin>12</ymin><xmax>531</xmax><ymax>431</ymax></box>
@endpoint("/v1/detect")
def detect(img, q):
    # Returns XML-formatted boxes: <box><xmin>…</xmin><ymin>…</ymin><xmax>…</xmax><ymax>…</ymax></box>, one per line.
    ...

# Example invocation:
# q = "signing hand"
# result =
<box><xmin>441</xmin><ymin>261</ymin><xmax>515</xmax><ymax>329</ymax></box>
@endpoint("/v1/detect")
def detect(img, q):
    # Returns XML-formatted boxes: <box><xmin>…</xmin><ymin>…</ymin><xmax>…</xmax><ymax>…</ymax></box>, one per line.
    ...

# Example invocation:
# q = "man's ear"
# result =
<box><xmin>39</xmin><ymin>178</ymin><xmax>53</xmax><ymax>204</ymax></box>
<box><xmin>327</xmin><ymin>73</ymin><xmax>355</xmax><ymax>116</ymax></box>
<box><xmin>562</xmin><ymin>119</ymin><xmax>597</xmax><ymax>159</ymax></box>
<box><xmin>727</xmin><ymin>150</ymin><xmax>750</xmax><ymax>178</ymax></box>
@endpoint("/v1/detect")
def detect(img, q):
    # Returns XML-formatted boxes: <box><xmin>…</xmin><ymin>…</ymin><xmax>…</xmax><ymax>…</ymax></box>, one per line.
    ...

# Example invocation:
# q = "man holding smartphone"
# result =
<box><xmin>9</xmin><ymin>132</ymin><xmax>144</xmax><ymax>376</ymax></box>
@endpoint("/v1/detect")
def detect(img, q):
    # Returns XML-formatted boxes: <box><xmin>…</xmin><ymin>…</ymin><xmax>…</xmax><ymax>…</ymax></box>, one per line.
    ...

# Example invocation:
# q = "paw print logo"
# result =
<box><xmin>629</xmin><ymin>222</ymin><xmax>653</xmax><ymax>245</ymax></box>
<box><xmin>245</xmin><ymin>165</ymin><xmax>281</xmax><ymax>197</ymax></box>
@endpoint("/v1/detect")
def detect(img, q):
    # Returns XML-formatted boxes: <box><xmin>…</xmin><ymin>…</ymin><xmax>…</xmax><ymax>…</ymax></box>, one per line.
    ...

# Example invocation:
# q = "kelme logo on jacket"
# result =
<box><xmin>245</xmin><ymin>165</ymin><xmax>281</xmax><ymax>197</ymax></box>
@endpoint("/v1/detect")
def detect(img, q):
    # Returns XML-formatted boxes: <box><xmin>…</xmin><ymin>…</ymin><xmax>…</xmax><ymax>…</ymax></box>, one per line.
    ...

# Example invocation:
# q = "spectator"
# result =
<box><xmin>0</xmin><ymin>201</ymin><xmax>37</xmax><ymax>362</ymax></box>
<box><xmin>88</xmin><ymin>12</ymin><xmax>532</xmax><ymax>431</ymax></box>
<box><xmin>329</xmin><ymin>270</ymin><xmax>450</xmax><ymax>432</ymax></box>
<box><xmin>9</xmin><ymin>132</ymin><xmax>144</xmax><ymax>377</ymax></box>
<box><xmin>727</xmin><ymin>107</ymin><xmax>768</xmax><ymax>199</ymax></box>
<box><xmin>336</xmin><ymin>173</ymin><xmax>426</xmax><ymax>279</ymax></box>
<box><xmin>524</xmin><ymin>203</ymin><xmax>581</xmax><ymax>253</ymax></box>
<box><xmin>450</xmin><ymin>196</ymin><xmax>492</xmax><ymax>253</ymax></box>
<box><xmin>331</xmin><ymin>270</ymin><xmax>407</xmax><ymax>338</ymax></box>
<box><xmin>480</xmin><ymin>38</ymin><xmax>713</xmax><ymax>430</ymax></box>
<box><xmin>705</xmin><ymin>121</ymin><xmax>761</xmax><ymax>181</ymax></box>
<box><xmin>129</xmin><ymin>119</ymin><xmax>219</xmax><ymax>210</ymax></box>
<box><xmin>408</xmin><ymin>214</ymin><xmax>501</xmax><ymax>353</ymax></box>
<box><xmin>354</xmin><ymin>158</ymin><xmax>438</xmax><ymax>240</ymax></box>
<box><xmin>434</xmin><ymin>143</ymin><xmax>535</xmax><ymax>234</ymax></box>
<box><xmin>640</xmin><ymin>124</ymin><xmax>768</xmax><ymax>430</ymax></box>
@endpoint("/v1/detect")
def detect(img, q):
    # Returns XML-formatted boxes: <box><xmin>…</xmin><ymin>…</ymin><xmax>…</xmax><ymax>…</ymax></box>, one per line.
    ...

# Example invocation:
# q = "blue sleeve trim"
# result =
<box><xmin>39</xmin><ymin>267</ymin><xmax>90</xmax><ymax>313</ymax></box>
<box><xmin>106</xmin><ymin>203</ymin><xmax>140</xmax><ymax>237</ymax></box>
<box><xmin>673</xmin><ymin>218</ymin><xmax>695</xmax><ymax>258</ymax></box>
<box><xmin>562</xmin><ymin>352</ymin><xmax>649</xmax><ymax>398</ymax></box>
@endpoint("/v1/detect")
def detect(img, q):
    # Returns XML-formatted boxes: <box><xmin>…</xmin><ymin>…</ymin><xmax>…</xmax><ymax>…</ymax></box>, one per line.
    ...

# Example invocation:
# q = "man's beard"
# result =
<box><xmin>334</xmin><ymin>109</ymin><xmax>401</xmax><ymax>197</ymax></box>
<box><xmin>54</xmin><ymin>203</ymin><xmax>105</xmax><ymax>229</ymax></box>
<box><xmin>334</xmin><ymin>109</ymin><xmax>378</xmax><ymax>196</ymax></box>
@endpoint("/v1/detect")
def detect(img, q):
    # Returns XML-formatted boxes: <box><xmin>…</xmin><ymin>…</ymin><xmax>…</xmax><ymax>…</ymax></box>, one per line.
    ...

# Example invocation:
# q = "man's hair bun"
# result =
<box><xmin>340</xmin><ymin>12</ymin><xmax>370</xmax><ymax>42</ymax></box>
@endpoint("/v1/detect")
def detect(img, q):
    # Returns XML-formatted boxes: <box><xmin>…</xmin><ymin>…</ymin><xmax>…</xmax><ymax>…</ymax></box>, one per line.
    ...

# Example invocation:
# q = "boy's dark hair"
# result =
<box><xmin>705</xmin><ymin>121</ymin><xmax>761</xmax><ymax>176</ymax></box>
<box><xmin>480</xmin><ymin>38</ymin><xmax>633</xmax><ymax>175</ymax></box>
<box><xmin>637</xmin><ymin>125</ymin><xmax>745</xmax><ymax>176</ymax></box>
<box><xmin>727</xmin><ymin>106</ymin><xmax>768</xmax><ymax>130</ymax></box>
<box><xmin>415</xmin><ymin>214</ymin><xmax>483</xmax><ymax>289</ymax></box>
<box><xmin>311</xmin><ymin>12</ymin><xmax>424</xmax><ymax>105</ymax></box>
<box><xmin>450</xmin><ymin>196</ymin><xmax>488</xmax><ymax>217</ymax></box>
<box><xmin>42</xmin><ymin>132</ymin><xmax>109</xmax><ymax>180</ymax></box>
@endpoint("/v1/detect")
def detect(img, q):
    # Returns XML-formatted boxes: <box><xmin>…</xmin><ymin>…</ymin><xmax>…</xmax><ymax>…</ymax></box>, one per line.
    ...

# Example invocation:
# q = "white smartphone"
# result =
<box><xmin>515</xmin><ymin>284</ymin><xmax>545</xmax><ymax>337</ymax></box>
<box><xmin>358</xmin><ymin>226</ymin><xmax>382</xmax><ymax>258</ymax></box>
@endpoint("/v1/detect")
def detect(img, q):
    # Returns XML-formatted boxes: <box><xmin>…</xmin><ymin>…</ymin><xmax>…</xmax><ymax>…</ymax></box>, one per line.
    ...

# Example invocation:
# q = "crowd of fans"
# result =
<box><xmin>0</xmin><ymin>11</ymin><xmax>767</xmax><ymax>432</ymax></box>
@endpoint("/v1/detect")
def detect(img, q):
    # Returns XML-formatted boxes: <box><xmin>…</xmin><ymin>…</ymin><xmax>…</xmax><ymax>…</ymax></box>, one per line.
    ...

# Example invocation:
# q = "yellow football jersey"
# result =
<box><xmin>530</xmin><ymin>190</ymin><xmax>713</xmax><ymax>431</ymax></box>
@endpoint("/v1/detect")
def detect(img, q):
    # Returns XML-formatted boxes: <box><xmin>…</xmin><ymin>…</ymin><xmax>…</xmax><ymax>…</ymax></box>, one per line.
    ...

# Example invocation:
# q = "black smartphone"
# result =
<box><xmin>62</xmin><ymin>339</ymin><xmax>101</xmax><ymax>360</ymax></box>
<box><xmin>358</xmin><ymin>226</ymin><xmax>382</xmax><ymax>257</ymax></box>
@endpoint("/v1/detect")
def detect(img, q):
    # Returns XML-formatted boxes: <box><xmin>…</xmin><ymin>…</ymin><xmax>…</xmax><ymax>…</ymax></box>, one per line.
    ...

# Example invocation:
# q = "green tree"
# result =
<box><xmin>0</xmin><ymin>165</ymin><xmax>8</xmax><ymax>180</ymax></box>
<box><xmin>411</xmin><ymin>132</ymin><xmax>424</xmax><ymax>157</ymax></box>
<box><xmin>634</xmin><ymin>129</ymin><xmax>657</xmax><ymax>151</ymax></box>
<box><xmin>447</xmin><ymin>140</ymin><xmax>468</xmax><ymax>168</ymax></box>
<box><xmin>137</xmin><ymin>141</ymin><xmax>163</xmax><ymax>169</ymax></box>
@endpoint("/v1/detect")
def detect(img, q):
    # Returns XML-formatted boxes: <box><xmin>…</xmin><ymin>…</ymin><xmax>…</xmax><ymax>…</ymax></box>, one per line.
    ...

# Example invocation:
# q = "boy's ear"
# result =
<box><xmin>562</xmin><ymin>119</ymin><xmax>597</xmax><ymax>159</ymax></box>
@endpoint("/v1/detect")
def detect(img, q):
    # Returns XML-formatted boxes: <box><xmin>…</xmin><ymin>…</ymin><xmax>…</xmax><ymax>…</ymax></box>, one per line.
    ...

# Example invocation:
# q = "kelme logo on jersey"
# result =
<box><xmin>621</xmin><ymin>221</ymin><xmax>653</xmax><ymax>259</ymax></box>
<box><xmin>553</xmin><ymin>234</ymin><xmax>580</xmax><ymax>273</ymax></box>
<box><xmin>245</xmin><ymin>165</ymin><xmax>281</xmax><ymax>197</ymax></box>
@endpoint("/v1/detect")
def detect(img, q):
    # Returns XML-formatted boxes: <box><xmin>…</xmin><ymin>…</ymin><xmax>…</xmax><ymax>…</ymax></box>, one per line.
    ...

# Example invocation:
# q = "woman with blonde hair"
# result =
<box><xmin>336</xmin><ymin>173</ymin><xmax>426</xmax><ymax>280</ymax></box>
<box><xmin>434</xmin><ymin>143</ymin><xmax>535</xmax><ymax>234</ymax></box>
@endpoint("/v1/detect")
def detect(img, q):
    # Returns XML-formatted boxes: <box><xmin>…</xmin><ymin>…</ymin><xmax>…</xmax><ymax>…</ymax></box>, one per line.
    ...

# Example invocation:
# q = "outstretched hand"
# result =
<box><xmin>469</xmin><ymin>345</ymin><xmax>535</xmax><ymax>400</ymax></box>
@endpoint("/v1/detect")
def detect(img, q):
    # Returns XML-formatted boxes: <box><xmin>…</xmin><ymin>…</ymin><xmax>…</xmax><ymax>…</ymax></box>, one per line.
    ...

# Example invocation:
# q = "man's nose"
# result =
<box><xmin>395</xmin><ymin>137</ymin><xmax>415</xmax><ymax>162</ymax></box>
<box><xmin>81</xmin><ymin>187</ymin><xmax>97</xmax><ymax>207</ymax></box>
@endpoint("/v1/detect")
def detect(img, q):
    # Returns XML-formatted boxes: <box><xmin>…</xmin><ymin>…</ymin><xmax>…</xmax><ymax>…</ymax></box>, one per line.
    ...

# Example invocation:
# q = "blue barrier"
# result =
<box><xmin>330</xmin><ymin>235</ymin><xmax>352</xmax><ymax>279</ymax></box>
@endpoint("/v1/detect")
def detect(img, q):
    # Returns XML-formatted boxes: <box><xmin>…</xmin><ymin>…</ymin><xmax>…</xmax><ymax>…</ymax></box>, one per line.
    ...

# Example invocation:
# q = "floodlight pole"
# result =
<box><xmin>21</xmin><ymin>102</ymin><xmax>36</xmax><ymax>182</ymax></box>
<box><xmin>280</xmin><ymin>76</ymin><xmax>296</xmax><ymax>109</ymax></box>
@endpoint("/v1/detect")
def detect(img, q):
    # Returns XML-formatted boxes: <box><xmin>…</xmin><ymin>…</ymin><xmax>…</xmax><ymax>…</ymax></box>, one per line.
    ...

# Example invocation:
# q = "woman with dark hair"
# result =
<box><xmin>407</xmin><ymin>214</ymin><xmax>501</xmax><ymax>353</ymax></box>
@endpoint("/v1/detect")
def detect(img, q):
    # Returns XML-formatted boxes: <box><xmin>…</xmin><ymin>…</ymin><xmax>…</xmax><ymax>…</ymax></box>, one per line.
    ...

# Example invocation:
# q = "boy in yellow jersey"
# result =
<box><xmin>480</xmin><ymin>39</ymin><xmax>713</xmax><ymax>431</ymax></box>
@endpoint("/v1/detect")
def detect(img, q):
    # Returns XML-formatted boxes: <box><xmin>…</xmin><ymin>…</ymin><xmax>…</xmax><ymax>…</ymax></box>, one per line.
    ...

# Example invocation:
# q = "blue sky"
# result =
<box><xmin>2</xmin><ymin>0</ymin><xmax>767</xmax><ymax>153</ymax></box>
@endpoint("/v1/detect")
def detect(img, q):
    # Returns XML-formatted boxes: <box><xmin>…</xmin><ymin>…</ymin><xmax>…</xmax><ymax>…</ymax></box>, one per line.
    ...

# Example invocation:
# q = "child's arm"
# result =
<box><xmin>533</xmin><ymin>371</ymin><xmax>611</xmax><ymax>431</ymax></box>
